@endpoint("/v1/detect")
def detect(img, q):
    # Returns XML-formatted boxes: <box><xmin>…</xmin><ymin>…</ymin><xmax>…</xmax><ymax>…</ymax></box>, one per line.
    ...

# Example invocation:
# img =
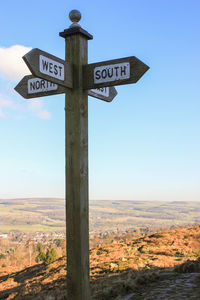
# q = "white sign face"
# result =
<box><xmin>28</xmin><ymin>77</ymin><xmax>58</xmax><ymax>94</ymax></box>
<box><xmin>94</xmin><ymin>62</ymin><xmax>130</xmax><ymax>84</ymax></box>
<box><xmin>90</xmin><ymin>87</ymin><xmax>109</xmax><ymax>97</ymax></box>
<box><xmin>39</xmin><ymin>55</ymin><xmax>65</xmax><ymax>81</ymax></box>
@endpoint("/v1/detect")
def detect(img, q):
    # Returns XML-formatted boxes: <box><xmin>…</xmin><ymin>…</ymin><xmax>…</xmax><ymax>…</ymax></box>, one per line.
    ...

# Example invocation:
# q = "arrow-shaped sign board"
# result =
<box><xmin>88</xmin><ymin>87</ymin><xmax>117</xmax><ymax>102</ymax></box>
<box><xmin>23</xmin><ymin>48</ymin><xmax>73</xmax><ymax>88</ymax></box>
<box><xmin>14</xmin><ymin>75</ymin><xmax>66</xmax><ymax>99</ymax></box>
<box><xmin>15</xmin><ymin>75</ymin><xmax>117</xmax><ymax>102</ymax></box>
<box><xmin>83</xmin><ymin>56</ymin><xmax>149</xmax><ymax>90</ymax></box>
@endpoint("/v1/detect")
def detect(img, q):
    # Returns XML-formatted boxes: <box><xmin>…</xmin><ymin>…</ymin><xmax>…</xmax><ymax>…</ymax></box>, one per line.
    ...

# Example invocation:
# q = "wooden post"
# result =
<box><xmin>59</xmin><ymin>10</ymin><xmax>93</xmax><ymax>300</ymax></box>
<box><xmin>15</xmin><ymin>9</ymin><xmax>149</xmax><ymax>300</ymax></box>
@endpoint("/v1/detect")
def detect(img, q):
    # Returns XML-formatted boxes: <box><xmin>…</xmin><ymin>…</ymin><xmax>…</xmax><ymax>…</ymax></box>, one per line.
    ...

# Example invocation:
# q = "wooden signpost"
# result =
<box><xmin>15</xmin><ymin>9</ymin><xmax>149</xmax><ymax>300</ymax></box>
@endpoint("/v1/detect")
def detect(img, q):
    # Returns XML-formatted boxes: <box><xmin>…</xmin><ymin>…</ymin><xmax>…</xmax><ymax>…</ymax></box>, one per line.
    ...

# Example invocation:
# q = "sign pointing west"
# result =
<box><xmin>23</xmin><ymin>48</ymin><xmax>73</xmax><ymax>88</ymax></box>
<box><xmin>83</xmin><ymin>56</ymin><xmax>149</xmax><ymax>89</ymax></box>
<box><xmin>15</xmin><ymin>75</ymin><xmax>117</xmax><ymax>102</ymax></box>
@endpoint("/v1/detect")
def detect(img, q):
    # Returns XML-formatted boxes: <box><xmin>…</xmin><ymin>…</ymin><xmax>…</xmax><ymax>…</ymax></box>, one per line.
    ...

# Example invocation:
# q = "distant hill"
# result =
<box><xmin>0</xmin><ymin>198</ymin><xmax>200</xmax><ymax>233</ymax></box>
<box><xmin>0</xmin><ymin>225</ymin><xmax>200</xmax><ymax>299</ymax></box>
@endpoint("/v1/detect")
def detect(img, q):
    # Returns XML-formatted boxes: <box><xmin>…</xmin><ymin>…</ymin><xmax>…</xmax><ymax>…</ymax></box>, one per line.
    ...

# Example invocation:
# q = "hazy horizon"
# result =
<box><xmin>1</xmin><ymin>197</ymin><xmax>200</xmax><ymax>202</ymax></box>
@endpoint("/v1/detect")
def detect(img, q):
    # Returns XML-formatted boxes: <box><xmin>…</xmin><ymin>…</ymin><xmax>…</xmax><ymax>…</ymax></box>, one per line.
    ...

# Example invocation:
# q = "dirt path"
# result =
<box><xmin>120</xmin><ymin>272</ymin><xmax>200</xmax><ymax>300</ymax></box>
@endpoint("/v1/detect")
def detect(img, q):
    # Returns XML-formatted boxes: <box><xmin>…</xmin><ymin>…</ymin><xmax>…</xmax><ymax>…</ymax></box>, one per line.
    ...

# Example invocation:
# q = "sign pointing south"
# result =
<box><xmin>23</xmin><ymin>48</ymin><xmax>73</xmax><ymax>88</ymax></box>
<box><xmin>15</xmin><ymin>75</ymin><xmax>117</xmax><ymax>102</ymax></box>
<box><xmin>83</xmin><ymin>56</ymin><xmax>149</xmax><ymax>89</ymax></box>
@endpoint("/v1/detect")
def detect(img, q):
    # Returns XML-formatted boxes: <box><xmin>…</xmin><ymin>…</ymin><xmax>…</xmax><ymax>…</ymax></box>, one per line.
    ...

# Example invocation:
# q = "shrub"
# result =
<box><xmin>36</xmin><ymin>242</ymin><xmax>44</xmax><ymax>253</ymax></box>
<box><xmin>174</xmin><ymin>259</ymin><xmax>200</xmax><ymax>273</ymax></box>
<box><xmin>36</xmin><ymin>251</ymin><xmax>46</xmax><ymax>263</ymax></box>
<box><xmin>54</xmin><ymin>239</ymin><xmax>62</xmax><ymax>247</ymax></box>
<box><xmin>0</xmin><ymin>253</ymin><xmax>6</xmax><ymax>259</ymax></box>
<box><xmin>45</xmin><ymin>248</ymin><xmax>58</xmax><ymax>264</ymax></box>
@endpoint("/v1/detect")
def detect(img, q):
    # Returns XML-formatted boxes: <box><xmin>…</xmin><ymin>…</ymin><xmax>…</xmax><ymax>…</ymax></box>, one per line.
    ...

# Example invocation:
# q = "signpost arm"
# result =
<box><xmin>60</xmin><ymin>10</ymin><xmax>93</xmax><ymax>300</ymax></box>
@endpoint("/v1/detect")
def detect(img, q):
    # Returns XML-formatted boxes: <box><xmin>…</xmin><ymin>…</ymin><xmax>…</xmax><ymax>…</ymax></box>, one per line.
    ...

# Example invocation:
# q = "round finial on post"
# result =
<box><xmin>69</xmin><ymin>10</ymin><xmax>81</xmax><ymax>28</ymax></box>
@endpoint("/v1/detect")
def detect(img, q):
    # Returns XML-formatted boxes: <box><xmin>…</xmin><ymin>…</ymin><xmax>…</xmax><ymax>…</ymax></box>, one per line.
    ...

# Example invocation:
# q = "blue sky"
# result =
<box><xmin>0</xmin><ymin>0</ymin><xmax>199</xmax><ymax>201</ymax></box>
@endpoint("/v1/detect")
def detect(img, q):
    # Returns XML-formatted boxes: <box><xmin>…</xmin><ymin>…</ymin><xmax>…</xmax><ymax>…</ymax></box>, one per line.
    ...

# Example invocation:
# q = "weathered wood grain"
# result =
<box><xmin>83</xmin><ymin>56</ymin><xmax>149</xmax><ymax>89</ymax></box>
<box><xmin>23</xmin><ymin>48</ymin><xmax>73</xmax><ymax>88</ymax></box>
<box><xmin>64</xmin><ymin>32</ymin><xmax>91</xmax><ymax>299</ymax></box>
<box><xmin>14</xmin><ymin>75</ymin><xmax>66</xmax><ymax>99</ymax></box>
<box><xmin>88</xmin><ymin>86</ymin><xmax>117</xmax><ymax>102</ymax></box>
<box><xmin>15</xmin><ymin>75</ymin><xmax>117</xmax><ymax>102</ymax></box>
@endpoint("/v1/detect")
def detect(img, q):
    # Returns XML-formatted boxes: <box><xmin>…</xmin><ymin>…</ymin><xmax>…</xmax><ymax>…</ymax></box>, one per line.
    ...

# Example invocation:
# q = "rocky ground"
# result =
<box><xmin>120</xmin><ymin>272</ymin><xmax>200</xmax><ymax>300</ymax></box>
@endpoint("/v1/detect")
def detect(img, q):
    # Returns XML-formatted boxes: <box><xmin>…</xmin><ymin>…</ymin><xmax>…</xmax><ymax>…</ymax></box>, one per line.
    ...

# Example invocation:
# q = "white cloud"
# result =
<box><xmin>28</xmin><ymin>99</ymin><xmax>51</xmax><ymax>120</ymax></box>
<box><xmin>37</xmin><ymin>110</ymin><xmax>51</xmax><ymax>119</ymax></box>
<box><xmin>0</xmin><ymin>45</ymin><xmax>51</xmax><ymax>120</ymax></box>
<box><xmin>28</xmin><ymin>99</ymin><xmax>43</xmax><ymax>111</ymax></box>
<box><xmin>0</xmin><ymin>45</ymin><xmax>31</xmax><ymax>81</ymax></box>
<box><xmin>0</xmin><ymin>95</ymin><xmax>15</xmax><ymax>118</ymax></box>
<box><xmin>0</xmin><ymin>97</ymin><xmax>14</xmax><ymax>108</ymax></box>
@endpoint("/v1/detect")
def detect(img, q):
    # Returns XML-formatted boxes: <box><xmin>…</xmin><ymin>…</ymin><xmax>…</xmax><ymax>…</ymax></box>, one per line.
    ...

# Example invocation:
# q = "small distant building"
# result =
<box><xmin>0</xmin><ymin>233</ymin><xmax>8</xmax><ymax>238</ymax></box>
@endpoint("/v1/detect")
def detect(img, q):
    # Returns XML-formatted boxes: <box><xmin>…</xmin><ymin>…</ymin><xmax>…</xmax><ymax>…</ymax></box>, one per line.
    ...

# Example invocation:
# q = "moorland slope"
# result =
<box><xmin>0</xmin><ymin>225</ymin><xmax>200</xmax><ymax>299</ymax></box>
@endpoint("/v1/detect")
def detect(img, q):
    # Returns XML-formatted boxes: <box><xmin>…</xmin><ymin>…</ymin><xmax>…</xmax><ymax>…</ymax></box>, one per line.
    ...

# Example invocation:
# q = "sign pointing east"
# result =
<box><xmin>23</xmin><ymin>48</ymin><xmax>73</xmax><ymax>88</ymax></box>
<box><xmin>88</xmin><ymin>87</ymin><xmax>117</xmax><ymax>102</ymax></box>
<box><xmin>83</xmin><ymin>56</ymin><xmax>149</xmax><ymax>89</ymax></box>
<box><xmin>15</xmin><ymin>75</ymin><xmax>117</xmax><ymax>102</ymax></box>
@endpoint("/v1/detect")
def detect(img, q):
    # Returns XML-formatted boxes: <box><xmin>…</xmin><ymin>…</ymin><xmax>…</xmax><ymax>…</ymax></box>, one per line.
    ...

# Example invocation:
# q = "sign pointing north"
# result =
<box><xmin>83</xmin><ymin>56</ymin><xmax>149</xmax><ymax>89</ymax></box>
<box><xmin>23</xmin><ymin>48</ymin><xmax>73</xmax><ymax>88</ymax></box>
<box><xmin>14</xmin><ymin>75</ymin><xmax>66</xmax><ymax>99</ymax></box>
<box><xmin>15</xmin><ymin>75</ymin><xmax>117</xmax><ymax>102</ymax></box>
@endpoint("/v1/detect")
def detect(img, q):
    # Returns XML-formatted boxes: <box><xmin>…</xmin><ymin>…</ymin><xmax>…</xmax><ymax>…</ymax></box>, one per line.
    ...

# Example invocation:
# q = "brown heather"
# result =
<box><xmin>0</xmin><ymin>225</ymin><xmax>200</xmax><ymax>299</ymax></box>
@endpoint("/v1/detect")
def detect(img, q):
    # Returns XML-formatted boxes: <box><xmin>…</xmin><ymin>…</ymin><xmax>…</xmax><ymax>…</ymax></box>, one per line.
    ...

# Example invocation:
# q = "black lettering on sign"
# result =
<box><xmin>49</xmin><ymin>63</ymin><xmax>53</xmax><ymax>73</ymax></box>
<box><xmin>54</xmin><ymin>65</ymin><xmax>58</xmax><ymax>75</ymax></box>
<box><xmin>114</xmin><ymin>66</ymin><xmax>119</xmax><ymax>77</ymax></box>
<box><xmin>41</xmin><ymin>80</ymin><xmax>45</xmax><ymax>89</ymax></box>
<box><xmin>108</xmin><ymin>68</ymin><xmax>113</xmax><ymax>78</ymax></box>
<box><xmin>94</xmin><ymin>62</ymin><xmax>130</xmax><ymax>84</ymax></box>
<box><xmin>42</xmin><ymin>60</ymin><xmax>49</xmax><ymax>71</ymax></box>
<box><xmin>30</xmin><ymin>82</ymin><xmax>36</xmax><ymax>91</ymax></box>
<box><xmin>102</xmin><ymin>69</ymin><xmax>107</xmax><ymax>79</ymax></box>
<box><xmin>36</xmin><ymin>80</ymin><xmax>40</xmax><ymax>89</ymax></box>
<box><xmin>95</xmin><ymin>70</ymin><xmax>101</xmax><ymax>80</ymax></box>
<box><xmin>120</xmin><ymin>66</ymin><xmax>127</xmax><ymax>76</ymax></box>
<box><xmin>58</xmin><ymin>66</ymin><xmax>62</xmax><ymax>77</ymax></box>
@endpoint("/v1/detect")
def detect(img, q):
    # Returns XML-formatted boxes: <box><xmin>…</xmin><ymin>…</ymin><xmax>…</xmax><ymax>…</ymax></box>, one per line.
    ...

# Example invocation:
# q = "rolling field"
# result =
<box><xmin>0</xmin><ymin>198</ymin><xmax>199</xmax><ymax>233</ymax></box>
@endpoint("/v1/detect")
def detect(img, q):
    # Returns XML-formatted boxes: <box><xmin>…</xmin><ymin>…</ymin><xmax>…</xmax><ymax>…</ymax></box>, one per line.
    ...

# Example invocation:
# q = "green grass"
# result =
<box><xmin>1</xmin><ymin>198</ymin><xmax>200</xmax><ymax>233</ymax></box>
<box><xmin>0</xmin><ymin>224</ymin><xmax>65</xmax><ymax>232</ymax></box>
